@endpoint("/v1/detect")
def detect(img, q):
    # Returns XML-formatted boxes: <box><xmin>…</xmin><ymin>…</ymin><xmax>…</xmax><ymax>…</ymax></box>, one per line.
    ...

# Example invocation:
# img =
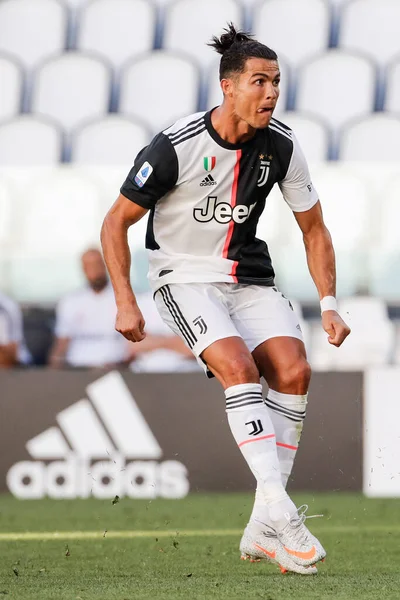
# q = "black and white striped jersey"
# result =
<box><xmin>120</xmin><ymin>110</ymin><xmax>318</xmax><ymax>293</ymax></box>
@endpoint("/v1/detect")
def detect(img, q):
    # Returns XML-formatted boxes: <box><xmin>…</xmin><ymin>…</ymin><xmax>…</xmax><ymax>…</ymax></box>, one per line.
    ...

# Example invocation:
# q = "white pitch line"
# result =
<box><xmin>0</xmin><ymin>525</ymin><xmax>400</xmax><ymax>541</ymax></box>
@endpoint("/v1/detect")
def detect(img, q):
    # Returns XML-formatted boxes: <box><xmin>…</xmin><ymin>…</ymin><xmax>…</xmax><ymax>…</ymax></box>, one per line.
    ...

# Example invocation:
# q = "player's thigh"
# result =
<box><xmin>154</xmin><ymin>283</ymin><xmax>259</xmax><ymax>388</ymax></box>
<box><xmin>230</xmin><ymin>285</ymin><xmax>310</xmax><ymax>391</ymax></box>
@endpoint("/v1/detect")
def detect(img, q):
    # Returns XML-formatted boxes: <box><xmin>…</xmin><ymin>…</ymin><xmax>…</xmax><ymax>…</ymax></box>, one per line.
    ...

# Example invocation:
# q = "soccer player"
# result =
<box><xmin>101</xmin><ymin>24</ymin><xmax>350</xmax><ymax>575</ymax></box>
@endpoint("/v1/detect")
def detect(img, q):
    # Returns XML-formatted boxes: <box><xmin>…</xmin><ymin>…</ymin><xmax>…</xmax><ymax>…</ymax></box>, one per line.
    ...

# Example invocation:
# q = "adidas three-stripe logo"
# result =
<box><xmin>200</xmin><ymin>174</ymin><xmax>217</xmax><ymax>187</ymax></box>
<box><xmin>264</xmin><ymin>396</ymin><xmax>306</xmax><ymax>422</ymax></box>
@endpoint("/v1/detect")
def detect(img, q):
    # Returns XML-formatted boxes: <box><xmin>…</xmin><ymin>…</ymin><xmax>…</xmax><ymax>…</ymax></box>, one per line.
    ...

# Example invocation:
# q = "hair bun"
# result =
<box><xmin>208</xmin><ymin>22</ymin><xmax>253</xmax><ymax>55</ymax></box>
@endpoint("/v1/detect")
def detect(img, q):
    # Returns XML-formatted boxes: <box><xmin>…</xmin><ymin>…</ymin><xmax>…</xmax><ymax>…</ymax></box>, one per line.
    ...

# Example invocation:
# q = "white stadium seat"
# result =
<box><xmin>207</xmin><ymin>57</ymin><xmax>289</xmax><ymax>118</ymax></box>
<box><xmin>77</xmin><ymin>0</ymin><xmax>156</xmax><ymax>68</ymax></box>
<box><xmin>310</xmin><ymin>297</ymin><xmax>395</xmax><ymax>370</ymax></box>
<box><xmin>385</xmin><ymin>59</ymin><xmax>400</xmax><ymax>113</ymax></box>
<box><xmin>253</xmin><ymin>0</ymin><xmax>330</xmax><ymax>68</ymax></box>
<box><xmin>273</xmin><ymin>168</ymin><xmax>372</xmax><ymax>300</ymax></box>
<box><xmin>340</xmin><ymin>0</ymin><xmax>400</xmax><ymax>66</ymax></box>
<box><xmin>71</xmin><ymin>116</ymin><xmax>151</xmax><ymax>165</ymax></box>
<box><xmin>163</xmin><ymin>0</ymin><xmax>243</xmax><ymax>68</ymax></box>
<box><xmin>296</xmin><ymin>50</ymin><xmax>375</xmax><ymax>129</ymax></box>
<box><xmin>31</xmin><ymin>53</ymin><xmax>111</xmax><ymax>131</ymax></box>
<box><xmin>0</xmin><ymin>55</ymin><xmax>23</xmax><ymax>121</ymax></box>
<box><xmin>119</xmin><ymin>51</ymin><xmax>200</xmax><ymax>132</ymax></box>
<box><xmin>0</xmin><ymin>117</ymin><xmax>61</xmax><ymax>166</ymax></box>
<box><xmin>278</xmin><ymin>112</ymin><xmax>329</xmax><ymax>162</ymax></box>
<box><xmin>340</xmin><ymin>115</ymin><xmax>400</xmax><ymax>161</ymax></box>
<box><xmin>9</xmin><ymin>171</ymin><xmax>104</xmax><ymax>303</ymax></box>
<box><xmin>0</xmin><ymin>0</ymin><xmax>66</xmax><ymax>70</ymax></box>
<box><xmin>369</xmin><ymin>175</ymin><xmax>400</xmax><ymax>300</ymax></box>
<box><xmin>0</xmin><ymin>177</ymin><xmax>14</xmax><ymax>247</ymax></box>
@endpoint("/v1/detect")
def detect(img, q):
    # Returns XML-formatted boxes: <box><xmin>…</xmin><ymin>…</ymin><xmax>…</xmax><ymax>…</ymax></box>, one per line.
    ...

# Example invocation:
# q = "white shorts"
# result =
<box><xmin>154</xmin><ymin>282</ymin><xmax>303</xmax><ymax>375</ymax></box>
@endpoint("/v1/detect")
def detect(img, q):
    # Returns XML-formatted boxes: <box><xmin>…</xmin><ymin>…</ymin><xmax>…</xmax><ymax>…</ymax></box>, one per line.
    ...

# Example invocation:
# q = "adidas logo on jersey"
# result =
<box><xmin>6</xmin><ymin>371</ymin><xmax>189</xmax><ymax>500</ymax></box>
<box><xmin>200</xmin><ymin>174</ymin><xmax>217</xmax><ymax>186</ymax></box>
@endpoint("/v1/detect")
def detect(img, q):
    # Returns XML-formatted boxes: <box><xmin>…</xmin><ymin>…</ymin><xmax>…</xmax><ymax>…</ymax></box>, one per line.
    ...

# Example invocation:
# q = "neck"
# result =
<box><xmin>211</xmin><ymin>104</ymin><xmax>257</xmax><ymax>145</ymax></box>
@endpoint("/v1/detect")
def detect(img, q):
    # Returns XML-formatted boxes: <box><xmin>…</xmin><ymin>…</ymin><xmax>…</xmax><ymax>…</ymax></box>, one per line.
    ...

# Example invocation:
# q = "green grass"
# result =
<box><xmin>1</xmin><ymin>492</ymin><xmax>400</xmax><ymax>599</ymax></box>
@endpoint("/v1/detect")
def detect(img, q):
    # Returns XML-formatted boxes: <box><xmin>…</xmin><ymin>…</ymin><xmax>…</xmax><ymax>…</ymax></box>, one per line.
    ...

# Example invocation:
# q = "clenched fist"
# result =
<box><xmin>322</xmin><ymin>310</ymin><xmax>351</xmax><ymax>347</ymax></box>
<box><xmin>115</xmin><ymin>302</ymin><xmax>146</xmax><ymax>342</ymax></box>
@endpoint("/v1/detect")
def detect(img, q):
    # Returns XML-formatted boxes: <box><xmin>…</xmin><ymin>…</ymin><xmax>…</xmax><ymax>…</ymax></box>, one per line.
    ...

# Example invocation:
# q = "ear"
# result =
<box><xmin>220</xmin><ymin>77</ymin><xmax>234</xmax><ymax>97</ymax></box>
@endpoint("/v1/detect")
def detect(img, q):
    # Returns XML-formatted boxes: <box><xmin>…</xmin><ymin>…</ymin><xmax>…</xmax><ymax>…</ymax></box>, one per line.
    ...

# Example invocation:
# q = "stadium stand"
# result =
<box><xmin>340</xmin><ymin>115</ymin><xmax>400</xmax><ymax>161</ymax></box>
<box><xmin>31</xmin><ymin>52</ymin><xmax>111</xmax><ymax>132</ymax></box>
<box><xmin>385</xmin><ymin>58</ymin><xmax>400</xmax><ymax>113</ymax></box>
<box><xmin>119</xmin><ymin>51</ymin><xmax>200</xmax><ymax>132</ymax></box>
<box><xmin>76</xmin><ymin>0</ymin><xmax>156</xmax><ymax>68</ymax></box>
<box><xmin>0</xmin><ymin>0</ymin><xmax>67</xmax><ymax>70</ymax></box>
<box><xmin>0</xmin><ymin>55</ymin><xmax>23</xmax><ymax>121</ymax></box>
<box><xmin>0</xmin><ymin>117</ymin><xmax>62</xmax><ymax>165</ymax></box>
<box><xmin>339</xmin><ymin>0</ymin><xmax>400</xmax><ymax>67</ymax></box>
<box><xmin>163</xmin><ymin>0</ymin><xmax>243</xmax><ymax>69</ymax></box>
<box><xmin>253</xmin><ymin>0</ymin><xmax>330</xmax><ymax>69</ymax></box>
<box><xmin>278</xmin><ymin>112</ymin><xmax>329</xmax><ymax>162</ymax></box>
<box><xmin>71</xmin><ymin>116</ymin><xmax>151</xmax><ymax>165</ymax></box>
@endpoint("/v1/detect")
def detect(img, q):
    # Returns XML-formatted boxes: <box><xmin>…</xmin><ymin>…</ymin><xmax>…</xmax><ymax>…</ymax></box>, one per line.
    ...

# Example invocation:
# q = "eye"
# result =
<box><xmin>255</xmin><ymin>79</ymin><xmax>264</xmax><ymax>85</ymax></box>
<box><xmin>273</xmin><ymin>79</ymin><xmax>281</xmax><ymax>87</ymax></box>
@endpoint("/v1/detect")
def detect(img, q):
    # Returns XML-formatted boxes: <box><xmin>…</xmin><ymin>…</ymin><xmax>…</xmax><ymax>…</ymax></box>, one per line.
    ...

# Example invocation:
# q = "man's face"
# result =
<box><xmin>225</xmin><ymin>58</ymin><xmax>280</xmax><ymax>129</ymax></box>
<box><xmin>82</xmin><ymin>250</ymin><xmax>108</xmax><ymax>292</ymax></box>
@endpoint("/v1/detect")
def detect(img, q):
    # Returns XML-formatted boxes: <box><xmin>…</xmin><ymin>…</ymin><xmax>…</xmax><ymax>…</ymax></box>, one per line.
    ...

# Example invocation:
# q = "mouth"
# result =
<box><xmin>257</xmin><ymin>107</ymin><xmax>274</xmax><ymax>114</ymax></box>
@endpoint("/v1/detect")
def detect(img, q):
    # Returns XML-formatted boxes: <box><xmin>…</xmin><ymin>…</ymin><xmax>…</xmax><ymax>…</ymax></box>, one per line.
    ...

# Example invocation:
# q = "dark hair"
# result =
<box><xmin>208</xmin><ymin>23</ymin><xmax>278</xmax><ymax>80</ymax></box>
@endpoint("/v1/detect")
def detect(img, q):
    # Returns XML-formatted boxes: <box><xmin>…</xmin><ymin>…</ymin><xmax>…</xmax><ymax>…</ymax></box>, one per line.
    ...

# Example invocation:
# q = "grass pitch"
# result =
<box><xmin>1</xmin><ymin>492</ymin><xmax>400</xmax><ymax>599</ymax></box>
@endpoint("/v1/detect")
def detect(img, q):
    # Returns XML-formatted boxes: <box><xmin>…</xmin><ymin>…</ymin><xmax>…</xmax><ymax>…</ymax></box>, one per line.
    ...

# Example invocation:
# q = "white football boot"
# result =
<box><xmin>275</xmin><ymin>505</ymin><xmax>326</xmax><ymax>567</ymax></box>
<box><xmin>240</xmin><ymin>521</ymin><xmax>318</xmax><ymax>575</ymax></box>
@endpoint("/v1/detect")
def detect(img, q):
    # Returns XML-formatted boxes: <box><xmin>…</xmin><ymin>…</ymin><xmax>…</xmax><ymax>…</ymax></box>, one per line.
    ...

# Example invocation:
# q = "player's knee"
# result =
<box><xmin>278</xmin><ymin>358</ymin><xmax>311</xmax><ymax>391</ymax></box>
<box><xmin>223</xmin><ymin>355</ymin><xmax>260</xmax><ymax>386</ymax></box>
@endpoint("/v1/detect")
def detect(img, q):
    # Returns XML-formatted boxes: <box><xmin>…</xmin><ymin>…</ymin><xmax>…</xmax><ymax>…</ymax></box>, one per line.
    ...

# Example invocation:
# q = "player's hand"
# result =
<box><xmin>322</xmin><ymin>310</ymin><xmax>351</xmax><ymax>347</ymax></box>
<box><xmin>115</xmin><ymin>302</ymin><xmax>146</xmax><ymax>343</ymax></box>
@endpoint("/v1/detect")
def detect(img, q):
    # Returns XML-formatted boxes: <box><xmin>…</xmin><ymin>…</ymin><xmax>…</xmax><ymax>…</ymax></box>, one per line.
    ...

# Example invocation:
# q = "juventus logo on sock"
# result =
<box><xmin>245</xmin><ymin>419</ymin><xmax>264</xmax><ymax>436</ymax></box>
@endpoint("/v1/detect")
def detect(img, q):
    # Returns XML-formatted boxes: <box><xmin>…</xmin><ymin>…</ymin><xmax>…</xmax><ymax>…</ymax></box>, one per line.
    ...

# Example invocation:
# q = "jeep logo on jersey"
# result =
<box><xmin>6</xmin><ymin>372</ymin><xmax>189</xmax><ymax>500</ymax></box>
<box><xmin>193</xmin><ymin>196</ymin><xmax>256</xmax><ymax>224</ymax></box>
<box><xmin>257</xmin><ymin>160</ymin><xmax>271</xmax><ymax>187</ymax></box>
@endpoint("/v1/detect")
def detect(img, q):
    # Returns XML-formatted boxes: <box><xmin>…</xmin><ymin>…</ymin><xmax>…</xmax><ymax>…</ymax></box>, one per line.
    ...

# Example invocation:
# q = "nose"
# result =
<box><xmin>266</xmin><ymin>82</ymin><xmax>279</xmax><ymax>101</ymax></box>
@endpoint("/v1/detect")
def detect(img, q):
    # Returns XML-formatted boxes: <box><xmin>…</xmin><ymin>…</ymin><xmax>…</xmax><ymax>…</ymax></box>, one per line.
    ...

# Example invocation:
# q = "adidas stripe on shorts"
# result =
<box><xmin>154</xmin><ymin>282</ymin><xmax>304</xmax><ymax>375</ymax></box>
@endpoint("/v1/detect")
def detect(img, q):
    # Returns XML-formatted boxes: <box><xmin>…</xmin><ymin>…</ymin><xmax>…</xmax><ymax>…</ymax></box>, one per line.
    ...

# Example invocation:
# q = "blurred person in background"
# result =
<box><xmin>101</xmin><ymin>24</ymin><xmax>350</xmax><ymax>574</ymax></box>
<box><xmin>0</xmin><ymin>291</ymin><xmax>31</xmax><ymax>367</ymax></box>
<box><xmin>49</xmin><ymin>248</ymin><xmax>130</xmax><ymax>369</ymax></box>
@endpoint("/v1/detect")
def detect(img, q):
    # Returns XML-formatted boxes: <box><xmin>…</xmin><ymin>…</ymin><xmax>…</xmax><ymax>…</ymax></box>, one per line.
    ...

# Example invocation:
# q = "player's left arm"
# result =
<box><xmin>294</xmin><ymin>202</ymin><xmax>350</xmax><ymax>347</ymax></box>
<box><xmin>278</xmin><ymin>131</ymin><xmax>350</xmax><ymax>347</ymax></box>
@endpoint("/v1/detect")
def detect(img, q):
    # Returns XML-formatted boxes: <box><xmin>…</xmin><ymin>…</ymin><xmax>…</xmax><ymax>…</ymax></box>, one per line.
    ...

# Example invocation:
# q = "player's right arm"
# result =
<box><xmin>101</xmin><ymin>133</ymin><xmax>179</xmax><ymax>342</ymax></box>
<box><xmin>101</xmin><ymin>195</ymin><xmax>148</xmax><ymax>342</ymax></box>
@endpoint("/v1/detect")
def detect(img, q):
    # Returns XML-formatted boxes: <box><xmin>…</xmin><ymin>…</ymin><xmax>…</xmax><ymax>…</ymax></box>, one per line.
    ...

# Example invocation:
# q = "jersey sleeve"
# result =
<box><xmin>120</xmin><ymin>133</ymin><xmax>179</xmax><ymax>209</ymax></box>
<box><xmin>278</xmin><ymin>132</ymin><xmax>319</xmax><ymax>212</ymax></box>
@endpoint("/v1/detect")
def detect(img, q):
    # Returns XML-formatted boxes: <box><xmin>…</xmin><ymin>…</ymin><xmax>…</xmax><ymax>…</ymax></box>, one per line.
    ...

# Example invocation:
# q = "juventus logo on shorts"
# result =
<box><xmin>193</xmin><ymin>316</ymin><xmax>207</xmax><ymax>334</ymax></box>
<box><xmin>257</xmin><ymin>160</ymin><xmax>271</xmax><ymax>187</ymax></box>
<box><xmin>245</xmin><ymin>419</ymin><xmax>264</xmax><ymax>436</ymax></box>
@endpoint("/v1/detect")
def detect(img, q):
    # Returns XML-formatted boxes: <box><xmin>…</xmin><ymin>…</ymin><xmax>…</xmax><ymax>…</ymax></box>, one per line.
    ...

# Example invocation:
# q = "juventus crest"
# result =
<box><xmin>257</xmin><ymin>160</ymin><xmax>271</xmax><ymax>187</ymax></box>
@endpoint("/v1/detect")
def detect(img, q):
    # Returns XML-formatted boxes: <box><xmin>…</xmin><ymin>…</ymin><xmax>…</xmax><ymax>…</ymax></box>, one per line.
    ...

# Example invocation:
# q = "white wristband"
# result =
<box><xmin>320</xmin><ymin>296</ymin><xmax>338</xmax><ymax>314</ymax></box>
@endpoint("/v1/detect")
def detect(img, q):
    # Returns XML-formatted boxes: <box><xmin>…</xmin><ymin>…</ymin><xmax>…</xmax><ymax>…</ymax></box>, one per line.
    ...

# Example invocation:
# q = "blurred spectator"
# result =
<box><xmin>129</xmin><ymin>291</ymin><xmax>200</xmax><ymax>373</ymax></box>
<box><xmin>49</xmin><ymin>248</ymin><xmax>130</xmax><ymax>368</ymax></box>
<box><xmin>0</xmin><ymin>291</ymin><xmax>31</xmax><ymax>367</ymax></box>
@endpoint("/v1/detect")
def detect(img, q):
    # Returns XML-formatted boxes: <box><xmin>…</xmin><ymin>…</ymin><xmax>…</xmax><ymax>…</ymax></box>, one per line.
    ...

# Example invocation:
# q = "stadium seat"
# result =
<box><xmin>310</xmin><ymin>297</ymin><xmax>395</xmax><ymax>370</ymax></box>
<box><xmin>9</xmin><ymin>170</ymin><xmax>104</xmax><ymax>303</ymax></box>
<box><xmin>253</xmin><ymin>0</ymin><xmax>330</xmax><ymax>68</ymax></box>
<box><xmin>77</xmin><ymin>0</ymin><xmax>156</xmax><ymax>69</ymax></box>
<box><xmin>119</xmin><ymin>51</ymin><xmax>200</xmax><ymax>132</ymax></box>
<box><xmin>163</xmin><ymin>0</ymin><xmax>243</xmax><ymax>68</ymax></box>
<box><xmin>0</xmin><ymin>55</ymin><xmax>23</xmax><ymax>121</ymax></box>
<box><xmin>0</xmin><ymin>117</ymin><xmax>62</xmax><ymax>165</ymax></box>
<box><xmin>0</xmin><ymin>0</ymin><xmax>67</xmax><ymax>70</ymax></box>
<box><xmin>296</xmin><ymin>50</ymin><xmax>376</xmax><ymax>129</ymax></box>
<box><xmin>31</xmin><ymin>53</ymin><xmax>111</xmax><ymax>131</ymax></box>
<box><xmin>339</xmin><ymin>0</ymin><xmax>400</xmax><ymax>66</ymax></box>
<box><xmin>0</xmin><ymin>177</ymin><xmax>13</xmax><ymax>247</ymax></box>
<box><xmin>385</xmin><ymin>59</ymin><xmax>400</xmax><ymax>113</ymax></box>
<box><xmin>279</xmin><ymin>112</ymin><xmax>329</xmax><ymax>162</ymax></box>
<box><xmin>340</xmin><ymin>115</ymin><xmax>400</xmax><ymax>161</ymax></box>
<box><xmin>273</xmin><ymin>168</ymin><xmax>372</xmax><ymax>300</ymax></box>
<box><xmin>71</xmin><ymin>116</ymin><xmax>151</xmax><ymax>165</ymax></box>
<box><xmin>369</xmin><ymin>175</ymin><xmax>400</xmax><ymax>300</ymax></box>
<box><xmin>207</xmin><ymin>57</ymin><xmax>289</xmax><ymax>117</ymax></box>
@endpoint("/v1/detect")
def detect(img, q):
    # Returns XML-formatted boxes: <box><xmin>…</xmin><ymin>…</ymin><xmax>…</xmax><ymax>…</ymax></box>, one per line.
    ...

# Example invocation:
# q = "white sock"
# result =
<box><xmin>250</xmin><ymin>389</ymin><xmax>307</xmax><ymax>529</ymax></box>
<box><xmin>225</xmin><ymin>383</ymin><xmax>296</xmax><ymax>528</ymax></box>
